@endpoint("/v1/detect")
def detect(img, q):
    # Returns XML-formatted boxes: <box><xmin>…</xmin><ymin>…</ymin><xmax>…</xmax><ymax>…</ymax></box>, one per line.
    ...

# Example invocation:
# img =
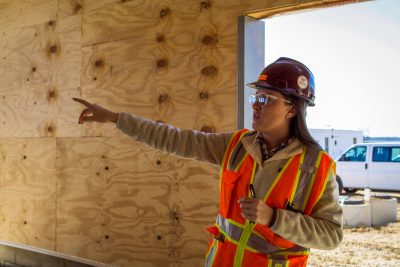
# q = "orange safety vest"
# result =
<box><xmin>205</xmin><ymin>129</ymin><xmax>335</xmax><ymax>267</ymax></box>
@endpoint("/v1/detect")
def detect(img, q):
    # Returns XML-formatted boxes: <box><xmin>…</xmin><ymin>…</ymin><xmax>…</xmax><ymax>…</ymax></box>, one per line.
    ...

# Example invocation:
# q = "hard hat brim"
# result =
<box><xmin>246</xmin><ymin>81</ymin><xmax>315</xmax><ymax>106</ymax></box>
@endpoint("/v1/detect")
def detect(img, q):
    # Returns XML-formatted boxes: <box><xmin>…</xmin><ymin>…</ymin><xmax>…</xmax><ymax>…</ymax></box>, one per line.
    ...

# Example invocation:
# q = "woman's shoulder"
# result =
<box><xmin>306</xmin><ymin>144</ymin><xmax>334</xmax><ymax>162</ymax></box>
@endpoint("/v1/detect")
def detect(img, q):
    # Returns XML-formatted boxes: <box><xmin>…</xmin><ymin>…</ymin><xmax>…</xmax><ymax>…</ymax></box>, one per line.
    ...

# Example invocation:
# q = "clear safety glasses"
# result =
<box><xmin>249</xmin><ymin>93</ymin><xmax>292</xmax><ymax>106</ymax></box>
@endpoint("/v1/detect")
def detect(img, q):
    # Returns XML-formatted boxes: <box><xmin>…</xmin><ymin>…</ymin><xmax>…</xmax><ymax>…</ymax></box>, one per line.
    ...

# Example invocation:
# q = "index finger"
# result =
<box><xmin>73</xmin><ymin>98</ymin><xmax>95</xmax><ymax>108</ymax></box>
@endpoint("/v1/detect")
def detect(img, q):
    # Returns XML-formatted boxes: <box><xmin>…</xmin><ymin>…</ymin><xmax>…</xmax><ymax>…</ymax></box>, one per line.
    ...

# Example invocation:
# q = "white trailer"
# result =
<box><xmin>309</xmin><ymin>129</ymin><xmax>364</xmax><ymax>159</ymax></box>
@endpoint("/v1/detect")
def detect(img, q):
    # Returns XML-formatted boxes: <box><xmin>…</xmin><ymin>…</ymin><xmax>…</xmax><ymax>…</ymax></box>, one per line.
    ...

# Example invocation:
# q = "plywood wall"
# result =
<box><xmin>0</xmin><ymin>0</ymin><xmax>349</xmax><ymax>266</ymax></box>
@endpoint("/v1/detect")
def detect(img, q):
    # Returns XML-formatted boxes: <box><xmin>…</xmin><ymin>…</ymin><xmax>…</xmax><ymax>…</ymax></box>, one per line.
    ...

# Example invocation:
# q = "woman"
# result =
<box><xmin>74</xmin><ymin>57</ymin><xmax>343</xmax><ymax>267</ymax></box>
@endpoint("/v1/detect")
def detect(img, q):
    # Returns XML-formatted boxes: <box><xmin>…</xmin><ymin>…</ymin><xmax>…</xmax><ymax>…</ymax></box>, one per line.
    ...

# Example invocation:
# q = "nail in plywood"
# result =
<box><xmin>0</xmin><ymin>15</ymin><xmax>81</xmax><ymax>137</ymax></box>
<box><xmin>0</xmin><ymin>138</ymin><xmax>56</xmax><ymax>250</ymax></box>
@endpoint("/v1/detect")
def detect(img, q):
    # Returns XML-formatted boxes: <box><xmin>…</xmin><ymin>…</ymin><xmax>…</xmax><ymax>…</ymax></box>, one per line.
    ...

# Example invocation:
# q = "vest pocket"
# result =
<box><xmin>220</xmin><ymin>170</ymin><xmax>241</xmax><ymax>217</ymax></box>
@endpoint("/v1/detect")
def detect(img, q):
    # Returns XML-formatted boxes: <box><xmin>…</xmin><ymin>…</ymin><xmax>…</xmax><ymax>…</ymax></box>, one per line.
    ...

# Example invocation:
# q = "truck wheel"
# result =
<box><xmin>336</xmin><ymin>176</ymin><xmax>343</xmax><ymax>195</ymax></box>
<box><xmin>344</xmin><ymin>188</ymin><xmax>358</xmax><ymax>194</ymax></box>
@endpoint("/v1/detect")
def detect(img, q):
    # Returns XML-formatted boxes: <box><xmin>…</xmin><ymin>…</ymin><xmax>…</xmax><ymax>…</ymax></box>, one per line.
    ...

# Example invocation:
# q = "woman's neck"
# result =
<box><xmin>261</xmin><ymin>130</ymin><xmax>291</xmax><ymax>150</ymax></box>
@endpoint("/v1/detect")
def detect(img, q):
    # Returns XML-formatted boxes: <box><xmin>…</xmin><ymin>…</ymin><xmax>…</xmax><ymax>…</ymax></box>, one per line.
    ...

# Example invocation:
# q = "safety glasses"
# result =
<box><xmin>249</xmin><ymin>93</ymin><xmax>292</xmax><ymax>106</ymax></box>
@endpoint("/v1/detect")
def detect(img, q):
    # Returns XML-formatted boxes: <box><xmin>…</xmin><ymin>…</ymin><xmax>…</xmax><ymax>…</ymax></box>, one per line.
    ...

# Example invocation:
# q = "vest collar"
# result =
<box><xmin>241</xmin><ymin>132</ymin><xmax>303</xmax><ymax>165</ymax></box>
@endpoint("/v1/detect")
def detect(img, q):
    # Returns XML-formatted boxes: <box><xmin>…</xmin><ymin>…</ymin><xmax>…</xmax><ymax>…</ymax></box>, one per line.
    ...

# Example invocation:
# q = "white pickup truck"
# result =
<box><xmin>335</xmin><ymin>142</ymin><xmax>400</xmax><ymax>193</ymax></box>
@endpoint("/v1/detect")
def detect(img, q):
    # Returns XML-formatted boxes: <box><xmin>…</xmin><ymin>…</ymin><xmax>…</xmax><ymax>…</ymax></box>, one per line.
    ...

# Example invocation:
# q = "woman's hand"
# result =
<box><xmin>238</xmin><ymin>197</ymin><xmax>275</xmax><ymax>226</ymax></box>
<box><xmin>73</xmin><ymin>98</ymin><xmax>119</xmax><ymax>124</ymax></box>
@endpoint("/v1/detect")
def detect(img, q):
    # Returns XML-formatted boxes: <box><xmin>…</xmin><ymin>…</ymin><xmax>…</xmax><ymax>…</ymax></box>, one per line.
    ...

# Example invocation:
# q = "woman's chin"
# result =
<box><xmin>252</xmin><ymin>121</ymin><xmax>260</xmax><ymax>131</ymax></box>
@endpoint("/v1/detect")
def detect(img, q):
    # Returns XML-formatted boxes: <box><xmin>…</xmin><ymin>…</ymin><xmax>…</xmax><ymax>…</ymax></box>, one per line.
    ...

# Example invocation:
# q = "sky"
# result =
<box><xmin>264</xmin><ymin>0</ymin><xmax>400</xmax><ymax>137</ymax></box>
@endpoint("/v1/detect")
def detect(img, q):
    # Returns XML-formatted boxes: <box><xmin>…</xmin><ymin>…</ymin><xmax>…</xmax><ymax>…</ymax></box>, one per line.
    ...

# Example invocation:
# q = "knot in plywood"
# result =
<box><xmin>201</xmin><ymin>65</ymin><xmax>217</xmax><ymax>77</ymax></box>
<box><xmin>160</xmin><ymin>7</ymin><xmax>171</xmax><ymax>18</ymax></box>
<box><xmin>74</xmin><ymin>3</ymin><xmax>82</xmax><ymax>14</ymax></box>
<box><xmin>94</xmin><ymin>59</ymin><xmax>104</xmax><ymax>68</ymax></box>
<box><xmin>201</xmin><ymin>0</ymin><xmax>212</xmax><ymax>10</ymax></box>
<box><xmin>156</xmin><ymin>58</ymin><xmax>168</xmax><ymax>68</ymax></box>
<box><xmin>158</xmin><ymin>94</ymin><xmax>168</xmax><ymax>103</ymax></box>
<box><xmin>49</xmin><ymin>45</ymin><xmax>58</xmax><ymax>54</ymax></box>
<box><xmin>40</xmin><ymin>121</ymin><xmax>57</xmax><ymax>137</ymax></box>
<box><xmin>202</xmin><ymin>35</ymin><xmax>217</xmax><ymax>45</ymax></box>
<box><xmin>199</xmin><ymin>91</ymin><xmax>208</xmax><ymax>100</ymax></box>
<box><xmin>47</xmin><ymin>88</ymin><xmax>58</xmax><ymax>103</ymax></box>
<box><xmin>48</xmin><ymin>20</ymin><xmax>56</xmax><ymax>26</ymax></box>
<box><xmin>156</xmin><ymin>33</ymin><xmax>165</xmax><ymax>43</ymax></box>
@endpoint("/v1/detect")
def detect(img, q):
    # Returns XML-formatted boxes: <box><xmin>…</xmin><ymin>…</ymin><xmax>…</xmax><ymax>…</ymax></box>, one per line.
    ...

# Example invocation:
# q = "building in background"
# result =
<box><xmin>310</xmin><ymin>129</ymin><xmax>364</xmax><ymax>160</ymax></box>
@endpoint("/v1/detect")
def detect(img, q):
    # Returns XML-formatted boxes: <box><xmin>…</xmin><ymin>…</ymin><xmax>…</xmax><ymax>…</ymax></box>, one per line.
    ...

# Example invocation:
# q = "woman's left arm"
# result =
<box><xmin>270</xmin><ymin>170</ymin><xmax>343</xmax><ymax>250</ymax></box>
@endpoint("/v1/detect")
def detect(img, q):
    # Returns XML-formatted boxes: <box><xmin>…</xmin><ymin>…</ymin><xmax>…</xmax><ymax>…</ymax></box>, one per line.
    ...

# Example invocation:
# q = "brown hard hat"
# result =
<box><xmin>247</xmin><ymin>57</ymin><xmax>316</xmax><ymax>106</ymax></box>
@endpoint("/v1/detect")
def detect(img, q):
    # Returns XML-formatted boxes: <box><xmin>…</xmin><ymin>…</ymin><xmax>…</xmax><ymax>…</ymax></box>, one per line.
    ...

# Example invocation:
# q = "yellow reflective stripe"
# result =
<box><xmin>233</xmin><ymin>223</ymin><xmax>256</xmax><ymax>267</ymax></box>
<box><xmin>228</xmin><ymin>220</ymin><xmax>244</xmax><ymax>232</ymax></box>
<box><xmin>263</xmin><ymin>155</ymin><xmax>295</xmax><ymax>202</ymax></box>
<box><xmin>205</xmin><ymin>238</ymin><xmax>218</xmax><ymax>267</ymax></box>
<box><xmin>332</xmin><ymin>161</ymin><xmax>336</xmax><ymax>176</ymax></box>
<box><xmin>205</xmin><ymin>243</ymin><xmax>212</xmax><ymax>258</ymax></box>
<box><xmin>250</xmin><ymin>160</ymin><xmax>257</xmax><ymax>184</ymax></box>
<box><xmin>251</xmin><ymin>228</ymin><xmax>270</xmax><ymax>240</ymax></box>
<box><xmin>289</xmin><ymin>146</ymin><xmax>307</xmax><ymax>203</ymax></box>
<box><xmin>247</xmin><ymin>160</ymin><xmax>257</xmax><ymax>199</ymax></box>
<box><xmin>301</xmin><ymin>151</ymin><xmax>323</xmax><ymax>211</ymax></box>
<box><xmin>226</xmin><ymin>131</ymin><xmax>248</xmax><ymax>169</ymax></box>
<box><xmin>215</xmin><ymin>224</ymin><xmax>240</xmax><ymax>246</ymax></box>
<box><xmin>268</xmin><ymin>259</ymin><xmax>273</xmax><ymax>267</ymax></box>
<box><xmin>209</xmin><ymin>247</ymin><xmax>217</xmax><ymax>267</ymax></box>
<box><xmin>274</xmin><ymin>251</ymin><xmax>310</xmax><ymax>256</ymax></box>
<box><xmin>316</xmin><ymin>160</ymin><xmax>334</xmax><ymax>203</ymax></box>
<box><xmin>234</xmin><ymin>151</ymin><xmax>249</xmax><ymax>172</ymax></box>
<box><xmin>220</xmin><ymin>132</ymin><xmax>241</xmax><ymax>188</ymax></box>
<box><xmin>226</xmin><ymin>218</ymin><xmax>245</xmax><ymax>229</ymax></box>
<box><xmin>215</xmin><ymin>223</ymin><xmax>274</xmax><ymax>254</ymax></box>
<box><xmin>245</xmin><ymin>245</ymin><xmax>259</xmax><ymax>254</ymax></box>
<box><xmin>275</xmin><ymin>264</ymin><xmax>282</xmax><ymax>267</ymax></box>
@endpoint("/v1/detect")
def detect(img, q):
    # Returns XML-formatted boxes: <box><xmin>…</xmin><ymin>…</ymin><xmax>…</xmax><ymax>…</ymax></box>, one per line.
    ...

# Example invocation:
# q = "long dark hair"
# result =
<box><xmin>285</xmin><ymin>96</ymin><xmax>321</xmax><ymax>150</ymax></box>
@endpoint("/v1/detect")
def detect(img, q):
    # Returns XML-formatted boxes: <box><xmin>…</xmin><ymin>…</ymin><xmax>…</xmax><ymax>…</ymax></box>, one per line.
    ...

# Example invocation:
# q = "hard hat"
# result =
<box><xmin>247</xmin><ymin>57</ymin><xmax>315</xmax><ymax>106</ymax></box>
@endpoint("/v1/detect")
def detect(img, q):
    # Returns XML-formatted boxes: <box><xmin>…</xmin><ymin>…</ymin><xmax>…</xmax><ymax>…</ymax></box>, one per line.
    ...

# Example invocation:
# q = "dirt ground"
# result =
<box><xmin>308</xmin><ymin>193</ymin><xmax>400</xmax><ymax>267</ymax></box>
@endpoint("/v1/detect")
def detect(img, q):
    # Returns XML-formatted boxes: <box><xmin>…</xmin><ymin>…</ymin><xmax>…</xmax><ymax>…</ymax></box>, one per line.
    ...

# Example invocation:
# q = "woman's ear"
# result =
<box><xmin>286</xmin><ymin>106</ymin><xmax>296</xmax><ymax>118</ymax></box>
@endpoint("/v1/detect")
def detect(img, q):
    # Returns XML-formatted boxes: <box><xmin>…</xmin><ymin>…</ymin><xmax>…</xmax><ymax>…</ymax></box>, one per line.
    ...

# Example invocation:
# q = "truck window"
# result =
<box><xmin>339</xmin><ymin>146</ymin><xmax>366</xmax><ymax>162</ymax></box>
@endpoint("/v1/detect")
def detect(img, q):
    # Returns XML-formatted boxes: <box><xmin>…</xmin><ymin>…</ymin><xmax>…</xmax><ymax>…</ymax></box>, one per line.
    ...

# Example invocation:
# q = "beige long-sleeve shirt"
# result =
<box><xmin>116</xmin><ymin>112</ymin><xmax>343</xmax><ymax>250</ymax></box>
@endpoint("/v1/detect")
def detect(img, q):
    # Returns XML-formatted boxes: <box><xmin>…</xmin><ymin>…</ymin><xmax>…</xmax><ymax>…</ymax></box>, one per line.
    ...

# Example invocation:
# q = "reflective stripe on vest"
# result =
<box><xmin>215</xmin><ymin>214</ymin><xmax>309</xmax><ymax>254</ymax></box>
<box><xmin>205</xmin><ymin>238</ymin><xmax>218</xmax><ymax>267</ymax></box>
<box><xmin>288</xmin><ymin>146</ymin><xmax>320</xmax><ymax>213</ymax></box>
<box><xmin>210</xmin><ymin>130</ymin><xmax>332</xmax><ymax>266</ymax></box>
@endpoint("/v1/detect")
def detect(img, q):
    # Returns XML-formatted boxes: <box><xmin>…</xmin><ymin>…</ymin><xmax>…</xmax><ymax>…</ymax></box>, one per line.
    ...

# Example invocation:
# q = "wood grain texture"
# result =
<box><xmin>58</xmin><ymin>0</ymin><xmax>124</xmax><ymax>19</ymax></box>
<box><xmin>0</xmin><ymin>138</ymin><xmax>56</xmax><ymax>250</ymax></box>
<box><xmin>80</xmin><ymin>1</ymin><xmax>240</xmax><ymax>137</ymax></box>
<box><xmin>56</xmin><ymin>136</ymin><xmax>218</xmax><ymax>266</ymax></box>
<box><xmin>0</xmin><ymin>0</ymin><xmax>57</xmax><ymax>30</ymax></box>
<box><xmin>0</xmin><ymin>15</ymin><xmax>81</xmax><ymax>137</ymax></box>
<box><xmin>0</xmin><ymin>0</ymin><xmax>351</xmax><ymax>266</ymax></box>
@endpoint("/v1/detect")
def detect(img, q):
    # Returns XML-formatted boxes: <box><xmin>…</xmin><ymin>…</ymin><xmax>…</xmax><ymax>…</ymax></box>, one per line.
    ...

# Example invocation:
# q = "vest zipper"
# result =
<box><xmin>233</xmin><ymin>221</ymin><xmax>255</xmax><ymax>267</ymax></box>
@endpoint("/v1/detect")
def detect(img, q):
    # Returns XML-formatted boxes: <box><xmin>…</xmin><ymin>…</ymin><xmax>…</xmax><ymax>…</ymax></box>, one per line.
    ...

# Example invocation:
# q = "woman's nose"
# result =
<box><xmin>252</xmin><ymin>102</ymin><xmax>261</xmax><ymax>111</ymax></box>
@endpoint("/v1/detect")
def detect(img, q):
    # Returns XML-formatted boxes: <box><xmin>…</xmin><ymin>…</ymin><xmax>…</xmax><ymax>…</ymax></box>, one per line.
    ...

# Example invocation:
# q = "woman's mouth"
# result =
<box><xmin>253</xmin><ymin>112</ymin><xmax>260</xmax><ymax>121</ymax></box>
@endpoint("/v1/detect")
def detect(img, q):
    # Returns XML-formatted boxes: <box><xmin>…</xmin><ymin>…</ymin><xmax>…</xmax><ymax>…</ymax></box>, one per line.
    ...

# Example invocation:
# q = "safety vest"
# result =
<box><xmin>205</xmin><ymin>129</ymin><xmax>335</xmax><ymax>267</ymax></box>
